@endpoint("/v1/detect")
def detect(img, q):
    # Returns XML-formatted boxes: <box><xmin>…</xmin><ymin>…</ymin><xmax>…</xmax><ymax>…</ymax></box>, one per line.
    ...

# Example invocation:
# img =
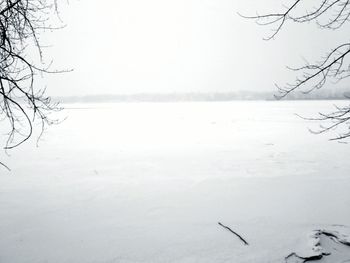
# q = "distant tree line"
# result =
<box><xmin>55</xmin><ymin>89</ymin><xmax>350</xmax><ymax>103</ymax></box>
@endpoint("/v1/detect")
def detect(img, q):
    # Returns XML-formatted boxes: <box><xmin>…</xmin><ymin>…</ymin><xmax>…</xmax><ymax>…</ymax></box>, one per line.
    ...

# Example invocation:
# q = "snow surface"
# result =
<box><xmin>0</xmin><ymin>100</ymin><xmax>350</xmax><ymax>263</ymax></box>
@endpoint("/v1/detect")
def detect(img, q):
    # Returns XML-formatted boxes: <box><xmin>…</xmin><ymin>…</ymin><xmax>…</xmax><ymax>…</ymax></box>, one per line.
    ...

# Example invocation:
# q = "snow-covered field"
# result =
<box><xmin>1</xmin><ymin>100</ymin><xmax>350</xmax><ymax>263</ymax></box>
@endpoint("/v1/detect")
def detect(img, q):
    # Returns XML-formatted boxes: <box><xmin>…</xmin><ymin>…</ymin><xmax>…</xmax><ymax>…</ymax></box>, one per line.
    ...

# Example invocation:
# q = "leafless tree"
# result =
<box><xmin>0</xmin><ymin>0</ymin><xmax>64</xmax><ymax>170</ymax></box>
<box><xmin>242</xmin><ymin>0</ymin><xmax>350</xmax><ymax>140</ymax></box>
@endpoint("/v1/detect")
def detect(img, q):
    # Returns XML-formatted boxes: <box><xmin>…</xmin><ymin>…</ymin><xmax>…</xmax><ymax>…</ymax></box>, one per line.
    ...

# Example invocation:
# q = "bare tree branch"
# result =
<box><xmin>243</xmin><ymin>0</ymin><xmax>350</xmax><ymax>140</ymax></box>
<box><xmin>0</xmin><ymin>0</ymin><xmax>66</xmax><ymax>169</ymax></box>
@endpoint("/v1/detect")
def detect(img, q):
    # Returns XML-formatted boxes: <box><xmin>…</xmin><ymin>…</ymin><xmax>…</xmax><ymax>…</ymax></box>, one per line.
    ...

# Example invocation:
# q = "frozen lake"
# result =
<box><xmin>1</xmin><ymin>100</ymin><xmax>350</xmax><ymax>262</ymax></box>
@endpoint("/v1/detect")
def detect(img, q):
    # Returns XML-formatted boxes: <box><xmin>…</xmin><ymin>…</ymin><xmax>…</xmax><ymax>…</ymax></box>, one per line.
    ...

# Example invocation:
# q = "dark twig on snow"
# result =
<box><xmin>285</xmin><ymin>252</ymin><xmax>327</xmax><ymax>263</ymax></box>
<box><xmin>218</xmin><ymin>222</ymin><xmax>249</xmax><ymax>245</ymax></box>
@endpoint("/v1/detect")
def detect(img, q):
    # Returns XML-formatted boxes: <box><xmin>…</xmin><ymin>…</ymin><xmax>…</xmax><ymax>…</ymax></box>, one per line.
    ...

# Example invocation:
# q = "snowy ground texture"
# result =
<box><xmin>1</xmin><ymin>100</ymin><xmax>350</xmax><ymax>263</ymax></box>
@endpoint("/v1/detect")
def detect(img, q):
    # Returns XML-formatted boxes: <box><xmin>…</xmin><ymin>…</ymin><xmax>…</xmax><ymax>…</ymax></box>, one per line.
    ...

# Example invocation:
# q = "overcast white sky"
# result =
<box><xmin>41</xmin><ymin>0</ymin><xmax>346</xmax><ymax>96</ymax></box>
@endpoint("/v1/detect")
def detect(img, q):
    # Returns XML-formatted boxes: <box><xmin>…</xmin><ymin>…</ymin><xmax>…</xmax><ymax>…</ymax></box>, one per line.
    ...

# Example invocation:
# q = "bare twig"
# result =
<box><xmin>0</xmin><ymin>160</ymin><xmax>11</xmax><ymax>171</ymax></box>
<box><xmin>218</xmin><ymin>222</ymin><xmax>249</xmax><ymax>245</ymax></box>
<box><xmin>285</xmin><ymin>252</ymin><xmax>326</xmax><ymax>262</ymax></box>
